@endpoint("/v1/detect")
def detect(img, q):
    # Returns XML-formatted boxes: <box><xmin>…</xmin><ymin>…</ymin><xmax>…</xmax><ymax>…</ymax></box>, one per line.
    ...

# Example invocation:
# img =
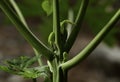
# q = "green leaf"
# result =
<box><xmin>42</xmin><ymin>0</ymin><xmax>53</xmax><ymax>15</ymax></box>
<box><xmin>5</xmin><ymin>56</ymin><xmax>30</xmax><ymax>71</ymax></box>
<box><xmin>0</xmin><ymin>56</ymin><xmax>39</xmax><ymax>75</ymax></box>
<box><xmin>0</xmin><ymin>66</ymin><xmax>11</xmax><ymax>73</ymax></box>
<box><xmin>6</xmin><ymin>56</ymin><xmax>37</xmax><ymax>69</ymax></box>
<box><xmin>19</xmin><ymin>65</ymin><xmax>51</xmax><ymax>79</ymax></box>
<box><xmin>0</xmin><ymin>57</ymin><xmax>51</xmax><ymax>79</ymax></box>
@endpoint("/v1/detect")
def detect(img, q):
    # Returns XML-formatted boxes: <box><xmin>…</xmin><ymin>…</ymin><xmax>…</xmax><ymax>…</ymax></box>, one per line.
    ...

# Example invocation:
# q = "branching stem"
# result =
<box><xmin>61</xmin><ymin>9</ymin><xmax>120</xmax><ymax>70</ymax></box>
<box><xmin>65</xmin><ymin>0</ymin><xmax>89</xmax><ymax>52</ymax></box>
<box><xmin>0</xmin><ymin>0</ymin><xmax>54</xmax><ymax>60</ymax></box>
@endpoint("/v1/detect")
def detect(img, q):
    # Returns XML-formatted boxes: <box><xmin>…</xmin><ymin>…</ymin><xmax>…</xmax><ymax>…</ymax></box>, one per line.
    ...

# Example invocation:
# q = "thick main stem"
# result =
<box><xmin>51</xmin><ymin>58</ymin><xmax>67</xmax><ymax>82</ymax></box>
<box><xmin>53</xmin><ymin>0</ymin><xmax>62</xmax><ymax>53</ymax></box>
<box><xmin>53</xmin><ymin>66</ymin><xmax>67</xmax><ymax>82</ymax></box>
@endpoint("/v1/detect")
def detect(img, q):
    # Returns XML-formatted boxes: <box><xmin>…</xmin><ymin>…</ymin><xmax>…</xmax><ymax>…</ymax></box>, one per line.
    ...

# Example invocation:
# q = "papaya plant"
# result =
<box><xmin>0</xmin><ymin>0</ymin><xmax>120</xmax><ymax>82</ymax></box>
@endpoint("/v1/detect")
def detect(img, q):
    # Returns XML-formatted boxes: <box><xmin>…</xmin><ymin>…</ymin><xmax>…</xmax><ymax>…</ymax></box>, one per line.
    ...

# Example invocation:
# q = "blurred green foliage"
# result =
<box><xmin>1</xmin><ymin>0</ymin><xmax>119</xmax><ymax>46</ymax></box>
<box><xmin>85</xmin><ymin>0</ymin><xmax>120</xmax><ymax>46</ymax></box>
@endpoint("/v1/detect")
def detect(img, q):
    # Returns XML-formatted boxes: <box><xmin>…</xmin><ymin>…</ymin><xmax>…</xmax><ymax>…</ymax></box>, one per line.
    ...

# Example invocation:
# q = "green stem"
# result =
<box><xmin>49</xmin><ymin>59</ymin><xmax>58</xmax><ymax>82</ymax></box>
<box><xmin>61</xmin><ymin>9</ymin><xmax>120</xmax><ymax>70</ymax></box>
<box><xmin>8</xmin><ymin>0</ymin><xmax>28</xmax><ymax>27</ymax></box>
<box><xmin>33</xmin><ymin>48</ymin><xmax>43</xmax><ymax>66</ymax></box>
<box><xmin>53</xmin><ymin>0</ymin><xmax>62</xmax><ymax>54</ymax></box>
<box><xmin>65</xmin><ymin>0</ymin><xmax>89</xmax><ymax>52</ymax></box>
<box><xmin>8</xmin><ymin>0</ymin><xmax>45</xmax><ymax>65</ymax></box>
<box><xmin>0</xmin><ymin>0</ymin><xmax>54</xmax><ymax>60</ymax></box>
<box><xmin>52</xmin><ymin>60</ymin><xmax>66</xmax><ymax>82</ymax></box>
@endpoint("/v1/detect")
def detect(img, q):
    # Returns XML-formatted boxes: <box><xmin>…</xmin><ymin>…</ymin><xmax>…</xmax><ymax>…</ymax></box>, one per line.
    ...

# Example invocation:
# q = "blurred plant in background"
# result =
<box><xmin>85</xmin><ymin>0</ymin><xmax>120</xmax><ymax>46</ymax></box>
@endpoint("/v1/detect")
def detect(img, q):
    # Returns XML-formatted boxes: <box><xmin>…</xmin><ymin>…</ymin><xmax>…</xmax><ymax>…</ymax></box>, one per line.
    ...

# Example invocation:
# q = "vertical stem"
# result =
<box><xmin>51</xmin><ymin>59</ymin><xmax>58</xmax><ymax>82</ymax></box>
<box><xmin>57</xmin><ymin>67</ymin><xmax>68</xmax><ymax>82</ymax></box>
<box><xmin>51</xmin><ymin>59</ymin><xmax>67</xmax><ymax>82</ymax></box>
<box><xmin>60</xmin><ymin>68</ymin><xmax>68</xmax><ymax>82</ymax></box>
<box><xmin>53</xmin><ymin>0</ymin><xmax>62</xmax><ymax>54</ymax></box>
<box><xmin>52</xmin><ymin>0</ymin><xmax>69</xmax><ymax>82</ymax></box>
